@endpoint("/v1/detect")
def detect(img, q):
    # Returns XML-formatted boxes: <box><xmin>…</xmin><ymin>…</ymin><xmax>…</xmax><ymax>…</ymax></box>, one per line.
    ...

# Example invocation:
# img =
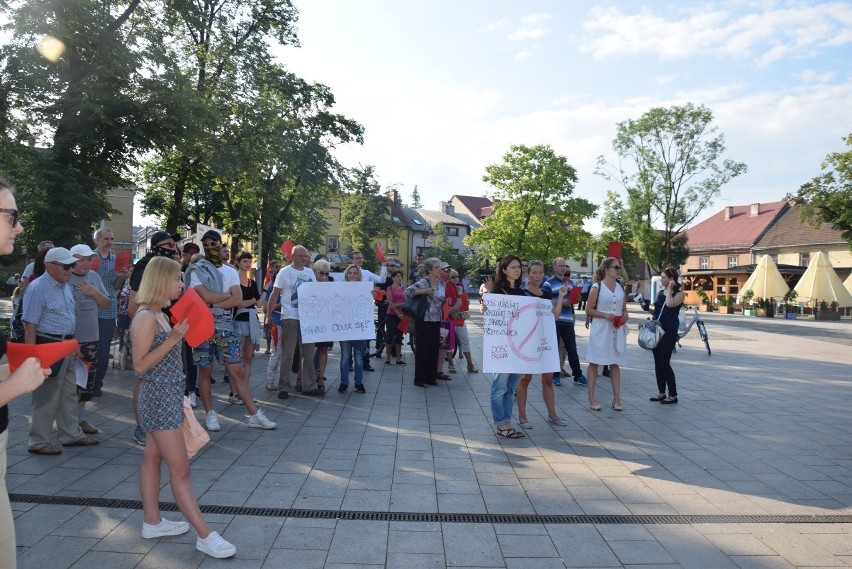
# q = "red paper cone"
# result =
<box><xmin>6</xmin><ymin>340</ymin><xmax>80</xmax><ymax>372</ymax></box>
<box><xmin>169</xmin><ymin>287</ymin><xmax>215</xmax><ymax>348</ymax></box>
<box><xmin>375</xmin><ymin>242</ymin><xmax>385</xmax><ymax>263</ymax></box>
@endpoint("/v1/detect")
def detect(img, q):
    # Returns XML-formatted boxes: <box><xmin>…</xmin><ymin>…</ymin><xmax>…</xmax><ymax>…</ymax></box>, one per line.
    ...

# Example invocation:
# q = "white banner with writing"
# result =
<box><xmin>297</xmin><ymin>281</ymin><xmax>375</xmax><ymax>342</ymax></box>
<box><xmin>481</xmin><ymin>293</ymin><xmax>559</xmax><ymax>374</ymax></box>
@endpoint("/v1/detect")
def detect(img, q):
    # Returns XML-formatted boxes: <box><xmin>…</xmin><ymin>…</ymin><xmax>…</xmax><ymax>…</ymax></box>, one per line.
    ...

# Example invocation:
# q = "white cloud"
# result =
<box><xmin>513</xmin><ymin>50</ymin><xmax>533</xmax><ymax>61</ymax></box>
<box><xmin>580</xmin><ymin>2</ymin><xmax>852</xmax><ymax>66</ymax></box>
<box><xmin>507</xmin><ymin>11</ymin><xmax>552</xmax><ymax>42</ymax></box>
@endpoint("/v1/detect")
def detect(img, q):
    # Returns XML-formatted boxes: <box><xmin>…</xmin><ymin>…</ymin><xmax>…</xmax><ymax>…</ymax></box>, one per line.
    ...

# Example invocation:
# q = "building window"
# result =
<box><xmin>800</xmin><ymin>253</ymin><xmax>810</xmax><ymax>267</ymax></box>
<box><xmin>700</xmin><ymin>257</ymin><xmax>709</xmax><ymax>270</ymax></box>
<box><xmin>446</xmin><ymin>226</ymin><xmax>459</xmax><ymax>237</ymax></box>
<box><xmin>728</xmin><ymin>256</ymin><xmax>737</xmax><ymax>268</ymax></box>
<box><xmin>387</xmin><ymin>239</ymin><xmax>398</xmax><ymax>255</ymax></box>
<box><xmin>327</xmin><ymin>236</ymin><xmax>339</xmax><ymax>252</ymax></box>
<box><xmin>580</xmin><ymin>257</ymin><xmax>588</xmax><ymax>267</ymax></box>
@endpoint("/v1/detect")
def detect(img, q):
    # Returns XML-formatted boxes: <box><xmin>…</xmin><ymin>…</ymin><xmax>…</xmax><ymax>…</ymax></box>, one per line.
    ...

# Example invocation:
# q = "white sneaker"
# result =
<box><xmin>265</xmin><ymin>380</ymin><xmax>276</xmax><ymax>391</ymax></box>
<box><xmin>227</xmin><ymin>394</ymin><xmax>243</xmax><ymax>405</ymax></box>
<box><xmin>188</xmin><ymin>393</ymin><xmax>198</xmax><ymax>408</ymax></box>
<box><xmin>142</xmin><ymin>518</ymin><xmax>190</xmax><ymax>539</ymax></box>
<box><xmin>196</xmin><ymin>530</ymin><xmax>236</xmax><ymax>558</ymax></box>
<box><xmin>205</xmin><ymin>410</ymin><xmax>221</xmax><ymax>431</ymax></box>
<box><xmin>246</xmin><ymin>408</ymin><xmax>276</xmax><ymax>430</ymax></box>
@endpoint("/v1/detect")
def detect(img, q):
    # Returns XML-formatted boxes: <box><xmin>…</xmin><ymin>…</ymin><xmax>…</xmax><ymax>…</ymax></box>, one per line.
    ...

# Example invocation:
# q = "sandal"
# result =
<box><xmin>436</xmin><ymin>372</ymin><xmax>451</xmax><ymax>380</ymax></box>
<box><xmin>467</xmin><ymin>365</ymin><xmax>479</xmax><ymax>373</ymax></box>
<box><xmin>447</xmin><ymin>364</ymin><xmax>457</xmax><ymax>373</ymax></box>
<box><xmin>649</xmin><ymin>394</ymin><xmax>666</xmax><ymax>402</ymax></box>
<box><xmin>316</xmin><ymin>377</ymin><xmax>326</xmax><ymax>394</ymax></box>
<box><xmin>661</xmin><ymin>397</ymin><xmax>678</xmax><ymax>404</ymax></box>
<box><xmin>518</xmin><ymin>419</ymin><xmax>532</xmax><ymax>429</ymax></box>
<box><xmin>496</xmin><ymin>428</ymin><xmax>525</xmax><ymax>439</ymax></box>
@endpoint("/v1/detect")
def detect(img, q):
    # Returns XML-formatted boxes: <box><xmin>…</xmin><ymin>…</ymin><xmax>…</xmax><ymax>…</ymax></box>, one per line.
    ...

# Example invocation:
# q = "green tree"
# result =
<box><xmin>787</xmin><ymin>134</ymin><xmax>852</xmax><ymax>249</ymax></box>
<box><xmin>339</xmin><ymin>166</ymin><xmax>401</xmax><ymax>268</ymax></box>
<box><xmin>1</xmin><ymin>0</ymin><xmax>176</xmax><ymax>247</ymax></box>
<box><xmin>411</xmin><ymin>185</ymin><xmax>422</xmax><ymax>208</ymax></box>
<box><xmin>595</xmin><ymin>190</ymin><xmax>642</xmax><ymax>276</ymax></box>
<box><xmin>465</xmin><ymin>144</ymin><xmax>596</xmax><ymax>263</ymax></box>
<box><xmin>596</xmin><ymin>103</ymin><xmax>747</xmax><ymax>274</ymax></box>
<box><xmin>421</xmin><ymin>222</ymin><xmax>465</xmax><ymax>277</ymax></box>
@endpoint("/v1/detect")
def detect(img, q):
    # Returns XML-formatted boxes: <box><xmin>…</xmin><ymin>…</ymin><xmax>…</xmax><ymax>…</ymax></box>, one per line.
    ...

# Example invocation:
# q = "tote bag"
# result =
<box><xmin>183</xmin><ymin>396</ymin><xmax>210</xmax><ymax>458</ymax></box>
<box><xmin>402</xmin><ymin>294</ymin><xmax>429</xmax><ymax>320</ymax></box>
<box><xmin>637</xmin><ymin>305</ymin><xmax>666</xmax><ymax>350</ymax></box>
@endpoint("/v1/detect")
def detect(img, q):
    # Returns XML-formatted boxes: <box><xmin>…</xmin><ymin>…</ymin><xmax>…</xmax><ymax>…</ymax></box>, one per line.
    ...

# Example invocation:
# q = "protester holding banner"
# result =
<box><xmin>0</xmin><ymin>179</ymin><xmax>51</xmax><ymax>568</ymax></box>
<box><xmin>516</xmin><ymin>261</ymin><xmax>569</xmax><ymax>429</ymax></box>
<box><xmin>338</xmin><ymin>265</ymin><xmax>370</xmax><ymax>393</ymax></box>
<box><xmin>405</xmin><ymin>257</ymin><xmax>446</xmax><ymax>388</ymax></box>
<box><xmin>487</xmin><ymin>255</ymin><xmax>527</xmax><ymax>438</ymax></box>
<box><xmin>312</xmin><ymin>258</ymin><xmax>333</xmax><ymax>393</ymax></box>
<box><xmin>585</xmin><ymin>257</ymin><xmax>629</xmax><ymax>411</ymax></box>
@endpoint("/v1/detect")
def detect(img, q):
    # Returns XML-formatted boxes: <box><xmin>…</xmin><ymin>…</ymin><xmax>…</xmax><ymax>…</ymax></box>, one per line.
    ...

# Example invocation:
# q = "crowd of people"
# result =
<box><xmin>0</xmin><ymin>178</ymin><xmax>687</xmax><ymax>562</ymax></box>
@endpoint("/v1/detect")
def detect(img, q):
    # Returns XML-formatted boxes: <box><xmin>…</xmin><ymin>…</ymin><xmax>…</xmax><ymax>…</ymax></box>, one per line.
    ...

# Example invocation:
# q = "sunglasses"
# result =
<box><xmin>317</xmin><ymin>271</ymin><xmax>329</xmax><ymax>276</ymax></box>
<box><xmin>610</xmin><ymin>265</ymin><xmax>621</xmax><ymax>270</ymax></box>
<box><xmin>202</xmin><ymin>241</ymin><xmax>220</xmax><ymax>248</ymax></box>
<box><xmin>50</xmin><ymin>261</ymin><xmax>76</xmax><ymax>270</ymax></box>
<box><xmin>0</xmin><ymin>208</ymin><xmax>20</xmax><ymax>227</ymax></box>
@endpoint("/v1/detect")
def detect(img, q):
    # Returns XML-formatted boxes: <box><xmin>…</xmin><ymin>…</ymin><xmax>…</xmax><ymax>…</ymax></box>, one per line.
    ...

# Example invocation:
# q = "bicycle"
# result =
<box><xmin>677</xmin><ymin>308</ymin><xmax>711</xmax><ymax>356</ymax></box>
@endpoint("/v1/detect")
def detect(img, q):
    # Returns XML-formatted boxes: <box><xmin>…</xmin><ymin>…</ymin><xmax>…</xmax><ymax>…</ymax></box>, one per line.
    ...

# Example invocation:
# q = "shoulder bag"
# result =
<box><xmin>402</xmin><ymin>294</ymin><xmax>429</xmax><ymax>320</ymax></box>
<box><xmin>637</xmin><ymin>304</ymin><xmax>665</xmax><ymax>350</ymax></box>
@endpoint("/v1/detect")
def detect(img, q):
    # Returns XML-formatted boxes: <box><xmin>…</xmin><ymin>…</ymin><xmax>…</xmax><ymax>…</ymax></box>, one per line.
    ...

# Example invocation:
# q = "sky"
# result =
<box><xmin>246</xmin><ymin>0</ymin><xmax>852</xmax><ymax>234</ymax></box>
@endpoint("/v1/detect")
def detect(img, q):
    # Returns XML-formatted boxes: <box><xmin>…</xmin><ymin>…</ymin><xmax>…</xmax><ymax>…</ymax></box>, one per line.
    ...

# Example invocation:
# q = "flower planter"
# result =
<box><xmin>756</xmin><ymin>308</ymin><xmax>766</xmax><ymax>317</ymax></box>
<box><xmin>784</xmin><ymin>312</ymin><xmax>797</xmax><ymax>320</ymax></box>
<box><xmin>815</xmin><ymin>310</ymin><xmax>841</xmax><ymax>321</ymax></box>
<box><xmin>699</xmin><ymin>304</ymin><xmax>712</xmax><ymax>312</ymax></box>
<box><xmin>744</xmin><ymin>309</ymin><xmax>757</xmax><ymax>317</ymax></box>
<box><xmin>718</xmin><ymin>306</ymin><xmax>734</xmax><ymax>314</ymax></box>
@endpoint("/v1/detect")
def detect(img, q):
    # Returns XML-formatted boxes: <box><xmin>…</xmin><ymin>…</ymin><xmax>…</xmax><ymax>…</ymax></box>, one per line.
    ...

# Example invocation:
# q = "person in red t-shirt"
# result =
<box><xmin>447</xmin><ymin>269</ymin><xmax>479</xmax><ymax>373</ymax></box>
<box><xmin>437</xmin><ymin>263</ymin><xmax>460</xmax><ymax>378</ymax></box>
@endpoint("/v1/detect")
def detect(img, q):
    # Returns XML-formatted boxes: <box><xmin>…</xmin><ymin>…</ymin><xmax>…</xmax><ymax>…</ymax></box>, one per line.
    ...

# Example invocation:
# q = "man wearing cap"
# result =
<box><xmin>186</xmin><ymin>230</ymin><xmax>276</xmax><ymax>431</ymax></box>
<box><xmin>23</xmin><ymin>247</ymin><xmax>99</xmax><ymax>454</ymax></box>
<box><xmin>93</xmin><ymin>228</ymin><xmax>130</xmax><ymax>396</ymax></box>
<box><xmin>69</xmin><ymin>244</ymin><xmax>110</xmax><ymax>434</ymax></box>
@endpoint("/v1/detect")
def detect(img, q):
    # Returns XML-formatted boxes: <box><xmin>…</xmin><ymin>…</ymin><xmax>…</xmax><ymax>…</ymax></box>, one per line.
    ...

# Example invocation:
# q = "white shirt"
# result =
<box><xmin>189</xmin><ymin>263</ymin><xmax>240</xmax><ymax>292</ymax></box>
<box><xmin>359</xmin><ymin>266</ymin><xmax>388</xmax><ymax>284</ymax></box>
<box><xmin>273</xmin><ymin>265</ymin><xmax>316</xmax><ymax>320</ymax></box>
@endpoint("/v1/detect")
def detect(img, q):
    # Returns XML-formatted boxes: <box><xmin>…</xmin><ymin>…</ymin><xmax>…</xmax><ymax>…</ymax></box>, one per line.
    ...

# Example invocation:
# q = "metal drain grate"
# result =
<box><xmin>10</xmin><ymin>494</ymin><xmax>851</xmax><ymax>524</ymax></box>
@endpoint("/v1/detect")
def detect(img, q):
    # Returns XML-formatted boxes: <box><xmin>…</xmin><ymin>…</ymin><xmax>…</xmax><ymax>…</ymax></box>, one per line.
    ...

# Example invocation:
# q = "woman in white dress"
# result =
<box><xmin>585</xmin><ymin>257</ymin><xmax>629</xmax><ymax>411</ymax></box>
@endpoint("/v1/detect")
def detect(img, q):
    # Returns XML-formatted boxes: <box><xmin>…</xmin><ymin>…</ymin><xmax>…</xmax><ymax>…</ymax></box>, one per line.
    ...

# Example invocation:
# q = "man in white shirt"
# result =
<box><xmin>187</xmin><ymin>230</ymin><xmax>276</xmax><ymax>431</ymax></box>
<box><xmin>266</xmin><ymin>245</ymin><xmax>321</xmax><ymax>399</ymax></box>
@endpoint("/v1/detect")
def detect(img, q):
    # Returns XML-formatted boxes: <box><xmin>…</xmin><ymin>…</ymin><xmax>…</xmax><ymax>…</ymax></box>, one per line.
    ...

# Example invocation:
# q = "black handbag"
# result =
<box><xmin>402</xmin><ymin>294</ymin><xmax>429</xmax><ymax>320</ymax></box>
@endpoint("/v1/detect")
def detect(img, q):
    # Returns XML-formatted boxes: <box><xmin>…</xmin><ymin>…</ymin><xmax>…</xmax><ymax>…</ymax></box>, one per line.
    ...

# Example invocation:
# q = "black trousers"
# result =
<box><xmin>414</xmin><ymin>320</ymin><xmax>440</xmax><ymax>384</ymax></box>
<box><xmin>652</xmin><ymin>329</ymin><xmax>678</xmax><ymax>396</ymax></box>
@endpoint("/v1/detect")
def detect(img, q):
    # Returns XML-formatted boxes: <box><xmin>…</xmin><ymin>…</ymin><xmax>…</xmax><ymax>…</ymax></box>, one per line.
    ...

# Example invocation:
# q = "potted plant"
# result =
<box><xmin>695</xmin><ymin>285</ymin><xmax>712</xmax><ymax>312</ymax></box>
<box><xmin>783</xmin><ymin>290</ymin><xmax>797</xmax><ymax>319</ymax></box>
<box><xmin>816</xmin><ymin>299</ymin><xmax>841</xmax><ymax>321</ymax></box>
<box><xmin>718</xmin><ymin>296</ymin><xmax>734</xmax><ymax>314</ymax></box>
<box><xmin>742</xmin><ymin>289</ymin><xmax>756</xmax><ymax>316</ymax></box>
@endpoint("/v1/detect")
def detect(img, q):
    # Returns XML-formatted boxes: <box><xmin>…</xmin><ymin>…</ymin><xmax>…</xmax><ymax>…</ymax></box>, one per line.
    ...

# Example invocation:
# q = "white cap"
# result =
<box><xmin>69</xmin><ymin>244</ymin><xmax>96</xmax><ymax>258</ymax></box>
<box><xmin>44</xmin><ymin>247</ymin><xmax>77</xmax><ymax>265</ymax></box>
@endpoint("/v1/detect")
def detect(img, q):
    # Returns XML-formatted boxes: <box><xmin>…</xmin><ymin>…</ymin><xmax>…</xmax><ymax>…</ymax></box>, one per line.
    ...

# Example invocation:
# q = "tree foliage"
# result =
<box><xmin>410</xmin><ymin>185</ymin><xmax>422</xmax><ymax>208</ymax></box>
<box><xmin>339</xmin><ymin>166</ymin><xmax>401</xmax><ymax>268</ymax></box>
<box><xmin>595</xmin><ymin>190</ymin><xmax>642</xmax><ymax>276</ymax></box>
<box><xmin>787</xmin><ymin>134</ymin><xmax>852</xmax><ymax>250</ymax></box>
<box><xmin>596</xmin><ymin>103</ymin><xmax>747</xmax><ymax>274</ymax></box>
<box><xmin>1</xmin><ymin>0</ymin><xmax>173</xmax><ymax>248</ymax></box>
<box><xmin>465</xmin><ymin>144</ymin><xmax>596</xmax><ymax>264</ymax></box>
<box><xmin>421</xmin><ymin>222</ymin><xmax>465</xmax><ymax>277</ymax></box>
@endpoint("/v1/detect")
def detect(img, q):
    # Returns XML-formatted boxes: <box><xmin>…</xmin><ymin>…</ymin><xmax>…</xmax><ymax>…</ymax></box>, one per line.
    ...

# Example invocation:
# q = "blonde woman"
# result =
<box><xmin>133</xmin><ymin>257</ymin><xmax>236</xmax><ymax>558</ymax></box>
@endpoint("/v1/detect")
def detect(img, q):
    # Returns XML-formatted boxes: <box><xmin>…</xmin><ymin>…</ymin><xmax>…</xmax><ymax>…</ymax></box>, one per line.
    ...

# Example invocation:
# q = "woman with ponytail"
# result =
<box><xmin>585</xmin><ymin>257</ymin><xmax>628</xmax><ymax>411</ymax></box>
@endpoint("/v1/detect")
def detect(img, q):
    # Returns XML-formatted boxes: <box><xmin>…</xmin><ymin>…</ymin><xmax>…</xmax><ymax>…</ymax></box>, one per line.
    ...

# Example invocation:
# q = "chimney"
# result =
<box><xmin>440</xmin><ymin>201</ymin><xmax>454</xmax><ymax>215</ymax></box>
<box><xmin>750</xmin><ymin>203</ymin><xmax>760</xmax><ymax>216</ymax></box>
<box><xmin>724</xmin><ymin>206</ymin><xmax>733</xmax><ymax>220</ymax></box>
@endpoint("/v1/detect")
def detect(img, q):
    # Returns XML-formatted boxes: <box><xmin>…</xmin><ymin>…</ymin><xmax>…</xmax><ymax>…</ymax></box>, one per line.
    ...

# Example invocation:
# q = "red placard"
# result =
<box><xmin>169</xmin><ymin>287</ymin><xmax>215</xmax><ymax>348</ymax></box>
<box><xmin>375</xmin><ymin>242</ymin><xmax>385</xmax><ymax>263</ymax></box>
<box><xmin>568</xmin><ymin>286</ymin><xmax>583</xmax><ymax>305</ymax></box>
<box><xmin>6</xmin><ymin>340</ymin><xmax>80</xmax><ymax>372</ymax></box>
<box><xmin>114</xmin><ymin>251</ymin><xmax>132</xmax><ymax>272</ymax></box>
<box><xmin>607</xmin><ymin>241</ymin><xmax>623</xmax><ymax>259</ymax></box>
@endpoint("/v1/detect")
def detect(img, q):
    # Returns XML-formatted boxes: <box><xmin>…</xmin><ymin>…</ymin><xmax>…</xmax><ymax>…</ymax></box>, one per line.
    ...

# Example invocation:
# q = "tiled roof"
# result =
<box><xmin>753</xmin><ymin>204</ymin><xmax>847</xmax><ymax>249</ymax></box>
<box><xmin>418</xmin><ymin>209</ymin><xmax>470</xmax><ymax>227</ymax></box>
<box><xmin>684</xmin><ymin>200</ymin><xmax>789</xmax><ymax>252</ymax></box>
<box><xmin>400</xmin><ymin>206</ymin><xmax>432</xmax><ymax>232</ymax></box>
<box><xmin>451</xmin><ymin>195</ymin><xmax>493</xmax><ymax>219</ymax></box>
